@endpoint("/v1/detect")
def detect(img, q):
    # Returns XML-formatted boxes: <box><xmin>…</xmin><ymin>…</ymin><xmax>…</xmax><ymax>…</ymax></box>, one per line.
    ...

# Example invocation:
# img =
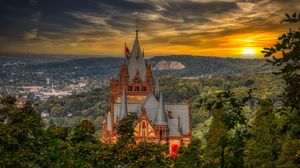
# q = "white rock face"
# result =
<box><xmin>153</xmin><ymin>61</ymin><xmax>185</xmax><ymax>70</ymax></box>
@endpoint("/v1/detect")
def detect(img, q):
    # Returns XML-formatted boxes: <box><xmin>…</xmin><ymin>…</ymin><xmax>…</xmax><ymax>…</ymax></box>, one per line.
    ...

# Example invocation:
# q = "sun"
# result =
<box><xmin>242</xmin><ymin>48</ymin><xmax>256</xmax><ymax>57</ymax></box>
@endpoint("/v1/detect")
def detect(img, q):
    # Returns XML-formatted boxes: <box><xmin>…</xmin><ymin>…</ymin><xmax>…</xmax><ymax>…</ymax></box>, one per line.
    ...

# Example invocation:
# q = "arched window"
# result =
<box><xmin>142</xmin><ymin>122</ymin><xmax>146</xmax><ymax>137</ymax></box>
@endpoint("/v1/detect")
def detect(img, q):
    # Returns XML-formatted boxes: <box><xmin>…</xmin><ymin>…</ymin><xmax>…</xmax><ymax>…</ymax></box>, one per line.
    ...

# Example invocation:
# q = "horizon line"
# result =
<box><xmin>0</xmin><ymin>53</ymin><xmax>265</xmax><ymax>59</ymax></box>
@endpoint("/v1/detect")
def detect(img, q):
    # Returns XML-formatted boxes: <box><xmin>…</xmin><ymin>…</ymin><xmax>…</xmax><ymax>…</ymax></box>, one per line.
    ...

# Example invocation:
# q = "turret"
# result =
<box><xmin>154</xmin><ymin>92</ymin><xmax>168</xmax><ymax>125</ymax></box>
<box><xmin>154</xmin><ymin>92</ymin><xmax>168</xmax><ymax>142</ymax></box>
<box><xmin>145</xmin><ymin>64</ymin><xmax>153</xmax><ymax>84</ymax></box>
<box><xmin>119</xmin><ymin>64</ymin><xmax>128</xmax><ymax>85</ymax></box>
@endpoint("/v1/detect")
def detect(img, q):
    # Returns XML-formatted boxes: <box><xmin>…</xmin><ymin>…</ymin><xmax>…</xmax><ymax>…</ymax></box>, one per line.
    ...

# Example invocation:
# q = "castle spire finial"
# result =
<box><xmin>136</xmin><ymin>18</ymin><xmax>139</xmax><ymax>40</ymax></box>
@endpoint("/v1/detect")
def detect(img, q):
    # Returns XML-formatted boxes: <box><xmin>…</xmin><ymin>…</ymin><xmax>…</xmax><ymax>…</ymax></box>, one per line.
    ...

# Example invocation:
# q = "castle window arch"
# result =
<box><xmin>142</xmin><ymin>122</ymin><xmax>146</xmax><ymax>137</ymax></box>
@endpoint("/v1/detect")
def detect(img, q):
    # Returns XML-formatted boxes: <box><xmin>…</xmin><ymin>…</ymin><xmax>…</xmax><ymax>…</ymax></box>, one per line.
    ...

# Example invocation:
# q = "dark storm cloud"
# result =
<box><xmin>0</xmin><ymin>0</ymin><xmax>237</xmax><ymax>39</ymax></box>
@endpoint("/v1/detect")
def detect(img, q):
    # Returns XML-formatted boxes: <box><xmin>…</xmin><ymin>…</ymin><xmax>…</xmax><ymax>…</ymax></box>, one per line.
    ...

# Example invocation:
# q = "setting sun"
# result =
<box><xmin>242</xmin><ymin>48</ymin><xmax>256</xmax><ymax>57</ymax></box>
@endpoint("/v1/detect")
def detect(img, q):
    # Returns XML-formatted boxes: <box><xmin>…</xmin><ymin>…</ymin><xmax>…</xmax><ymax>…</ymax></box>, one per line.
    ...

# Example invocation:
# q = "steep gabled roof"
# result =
<box><xmin>133</xmin><ymin>108</ymin><xmax>155</xmax><ymax>132</ymax></box>
<box><xmin>153</xmin><ymin>92</ymin><xmax>168</xmax><ymax>126</ymax></box>
<box><xmin>142</xmin><ymin>93</ymin><xmax>159</xmax><ymax>123</ymax></box>
<box><xmin>127</xmin><ymin>28</ymin><xmax>146</xmax><ymax>81</ymax></box>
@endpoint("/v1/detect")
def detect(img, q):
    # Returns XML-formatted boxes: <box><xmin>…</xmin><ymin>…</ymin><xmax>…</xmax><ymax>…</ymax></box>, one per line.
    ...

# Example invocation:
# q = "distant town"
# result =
<box><xmin>0</xmin><ymin>56</ymin><xmax>112</xmax><ymax>102</ymax></box>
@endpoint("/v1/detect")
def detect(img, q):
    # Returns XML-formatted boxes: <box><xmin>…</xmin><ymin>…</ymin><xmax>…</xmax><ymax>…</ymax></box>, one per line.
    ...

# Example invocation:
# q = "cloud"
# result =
<box><xmin>31</xmin><ymin>11</ymin><xmax>42</xmax><ymax>22</ymax></box>
<box><xmin>29</xmin><ymin>0</ymin><xmax>38</xmax><ymax>7</ymax></box>
<box><xmin>0</xmin><ymin>0</ymin><xmax>298</xmax><ymax>57</ymax></box>
<box><xmin>23</xmin><ymin>28</ymin><xmax>38</xmax><ymax>40</ymax></box>
<box><xmin>66</xmin><ymin>12</ymin><xmax>110</xmax><ymax>26</ymax></box>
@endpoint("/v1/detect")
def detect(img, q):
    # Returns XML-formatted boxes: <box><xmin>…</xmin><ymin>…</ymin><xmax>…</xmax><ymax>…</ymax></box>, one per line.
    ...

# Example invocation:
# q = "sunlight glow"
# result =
<box><xmin>242</xmin><ymin>48</ymin><xmax>256</xmax><ymax>57</ymax></box>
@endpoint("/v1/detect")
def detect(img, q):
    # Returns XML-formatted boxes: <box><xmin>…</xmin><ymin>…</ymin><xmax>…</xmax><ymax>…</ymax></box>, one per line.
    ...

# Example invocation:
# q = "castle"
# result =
<box><xmin>101</xmin><ymin>24</ymin><xmax>192</xmax><ymax>155</ymax></box>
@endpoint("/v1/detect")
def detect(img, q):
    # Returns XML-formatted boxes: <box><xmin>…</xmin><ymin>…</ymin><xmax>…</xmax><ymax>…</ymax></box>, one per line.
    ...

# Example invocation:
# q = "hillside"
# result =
<box><xmin>150</xmin><ymin>55</ymin><xmax>272</xmax><ymax>77</ymax></box>
<box><xmin>0</xmin><ymin>55</ymin><xmax>273</xmax><ymax>87</ymax></box>
<box><xmin>153</xmin><ymin>60</ymin><xmax>185</xmax><ymax>70</ymax></box>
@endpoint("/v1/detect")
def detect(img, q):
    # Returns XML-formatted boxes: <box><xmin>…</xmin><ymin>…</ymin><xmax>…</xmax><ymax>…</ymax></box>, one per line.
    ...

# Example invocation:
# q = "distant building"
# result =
<box><xmin>16</xmin><ymin>94</ymin><xmax>26</xmax><ymax>107</ymax></box>
<box><xmin>102</xmin><ymin>23</ymin><xmax>192</xmax><ymax>156</ymax></box>
<box><xmin>41</xmin><ymin>109</ymin><xmax>50</xmax><ymax>118</ymax></box>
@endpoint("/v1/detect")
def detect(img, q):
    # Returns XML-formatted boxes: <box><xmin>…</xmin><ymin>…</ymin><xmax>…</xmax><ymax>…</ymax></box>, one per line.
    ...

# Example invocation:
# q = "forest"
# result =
<box><xmin>0</xmin><ymin>14</ymin><xmax>300</xmax><ymax>168</ymax></box>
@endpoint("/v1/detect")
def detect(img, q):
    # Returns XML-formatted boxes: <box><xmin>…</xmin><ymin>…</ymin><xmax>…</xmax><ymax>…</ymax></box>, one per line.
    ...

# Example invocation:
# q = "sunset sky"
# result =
<box><xmin>0</xmin><ymin>0</ymin><xmax>298</xmax><ymax>58</ymax></box>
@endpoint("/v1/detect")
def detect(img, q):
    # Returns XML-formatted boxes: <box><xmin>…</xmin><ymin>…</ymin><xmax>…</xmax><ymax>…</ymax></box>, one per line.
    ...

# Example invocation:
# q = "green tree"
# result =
<box><xmin>116</xmin><ymin>112</ymin><xmax>138</xmax><ymax>144</ymax></box>
<box><xmin>70</xmin><ymin>120</ymin><xmax>96</xmax><ymax>143</ymax></box>
<box><xmin>205</xmin><ymin>106</ymin><xmax>229</xmax><ymax>168</ymax></box>
<box><xmin>0</xmin><ymin>96</ymin><xmax>44</xmax><ymax>167</ymax></box>
<box><xmin>262</xmin><ymin>13</ymin><xmax>300</xmax><ymax>138</ymax></box>
<box><xmin>277</xmin><ymin>139</ymin><xmax>300</xmax><ymax>167</ymax></box>
<box><xmin>129</xmin><ymin>143</ymin><xmax>168</xmax><ymax>167</ymax></box>
<box><xmin>174</xmin><ymin>138</ymin><xmax>204</xmax><ymax>168</ymax></box>
<box><xmin>244</xmin><ymin>100</ymin><xmax>282</xmax><ymax>168</ymax></box>
<box><xmin>205</xmin><ymin>91</ymin><xmax>249</xmax><ymax>168</ymax></box>
<box><xmin>262</xmin><ymin>13</ymin><xmax>300</xmax><ymax>167</ymax></box>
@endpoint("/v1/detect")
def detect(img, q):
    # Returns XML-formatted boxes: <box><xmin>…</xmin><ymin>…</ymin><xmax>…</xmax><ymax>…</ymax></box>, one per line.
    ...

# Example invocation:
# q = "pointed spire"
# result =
<box><xmin>119</xmin><ymin>88</ymin><xmax>128</xmax><ymax>119</ymax></box>
<box><xmin>154</xmin><ymin>92</ymin><xmax>168</xmax><ymax>125</ymax></box>
<box><xmin>145</xmin><ymin>63</ymin><xmax>153</xmax><ymax>83</ymax></box>
<box><xmin>132</xmin><ymin>18</ymin><xmax>140</xmax><ymax>58</ymax></box>
<box><xmin>155</xmin><ymin>78</ymin><xmax>160</xmax><ymax>96</ymax></box>
<box><xmin>135</xmin><ymin>18</ymin><xmax>139</xmax><ymax>40</ymax></box>
<box><xmin>128</xmin><ymin>18</ymin><xmax>146</xmax><ymax>81</ymax></box>
<box><xmin>119</xmin><ymin>63</ymin><xmax>128</xmax><ymax>84</ymax></box>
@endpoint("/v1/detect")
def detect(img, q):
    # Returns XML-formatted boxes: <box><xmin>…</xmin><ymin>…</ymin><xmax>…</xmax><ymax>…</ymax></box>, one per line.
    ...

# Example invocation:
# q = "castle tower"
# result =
<box><xmin>102</xmin><ymin>20</ymin><xmax>192</xmax><ymax>153</ymax></box>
